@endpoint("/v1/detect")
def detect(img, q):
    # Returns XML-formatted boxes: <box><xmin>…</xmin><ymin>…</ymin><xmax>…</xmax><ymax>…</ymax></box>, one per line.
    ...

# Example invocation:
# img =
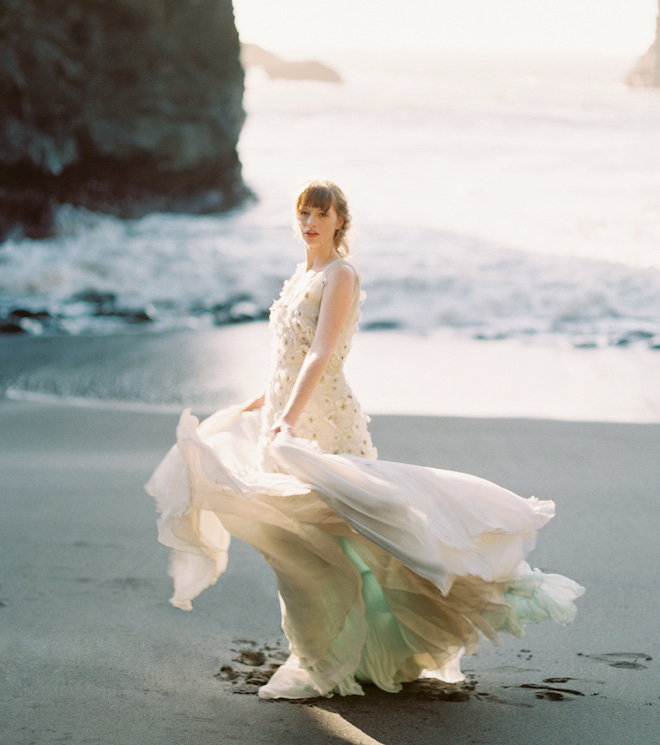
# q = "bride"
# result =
<box><xmin>145</xmin><ymin>180</ymin><xmax>584</xmax><ymax>700</ymax></box>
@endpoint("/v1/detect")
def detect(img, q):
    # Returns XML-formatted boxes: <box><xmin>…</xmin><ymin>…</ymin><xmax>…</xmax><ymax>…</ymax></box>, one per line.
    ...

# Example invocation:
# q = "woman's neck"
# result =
<box><xmin>305</xmin><ymin>246</ymin><xmax>342</xmax><ymax>272</ymax></box>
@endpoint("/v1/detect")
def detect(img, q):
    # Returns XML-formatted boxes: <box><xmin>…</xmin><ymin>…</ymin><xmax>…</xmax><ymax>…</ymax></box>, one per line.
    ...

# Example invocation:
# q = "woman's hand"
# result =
<box><xmin>269</xmin><ymin>418</ymin><xmax>296</xmax><ymax>440</ymax></box>
<box><xmin>241</xmin><ymin>393</ymin><xmax>265</xmax><ymax>412</ymax></box>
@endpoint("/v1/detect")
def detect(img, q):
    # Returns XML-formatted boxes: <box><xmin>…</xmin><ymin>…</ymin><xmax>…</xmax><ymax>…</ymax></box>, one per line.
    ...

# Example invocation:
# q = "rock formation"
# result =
<box><xmin>0</xmin><ymin>0</ymin><xmax>249</xmax><ymax>239</ymax></box>
<box><xmin>241</xmin><ymin>44</ymin><xmax>342</xmax><ymax>83</ymax></box>
<box><xmin>626</xmin><ymin>3</ymin><xmax>660</xmax><ymax>87</ymax></box>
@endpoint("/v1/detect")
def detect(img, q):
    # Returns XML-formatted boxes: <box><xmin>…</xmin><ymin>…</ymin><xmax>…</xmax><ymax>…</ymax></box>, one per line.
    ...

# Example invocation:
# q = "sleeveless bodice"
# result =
<box><xmin>261</xmin><ymin>261</ymin><xmax>377</xmax><ymax>458</ymax></box>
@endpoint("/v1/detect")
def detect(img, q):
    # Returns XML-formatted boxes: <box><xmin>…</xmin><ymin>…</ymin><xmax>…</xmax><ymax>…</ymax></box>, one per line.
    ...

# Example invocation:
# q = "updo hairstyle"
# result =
<box><xmin>295</xmin><ymin>180</ymin><xmax>351</xmax><ymax>257</ymax></box>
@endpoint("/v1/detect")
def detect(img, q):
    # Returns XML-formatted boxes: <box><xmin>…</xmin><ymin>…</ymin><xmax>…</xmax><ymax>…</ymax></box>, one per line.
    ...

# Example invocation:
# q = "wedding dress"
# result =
<box><xmin>145</xmin><ymin>259</ymin><xmax>584</xmax><ymax>699</ymax></box>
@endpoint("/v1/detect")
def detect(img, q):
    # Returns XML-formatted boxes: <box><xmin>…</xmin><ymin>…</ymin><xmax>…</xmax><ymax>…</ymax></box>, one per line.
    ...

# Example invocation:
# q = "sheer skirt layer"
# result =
<box><xmin>145</xmin><ymin>407</ymin><xmax>584</xmax><ymax>699</ymax></box>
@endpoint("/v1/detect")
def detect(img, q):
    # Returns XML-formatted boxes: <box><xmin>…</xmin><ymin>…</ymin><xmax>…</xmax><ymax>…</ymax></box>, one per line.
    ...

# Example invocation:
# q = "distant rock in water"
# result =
<box><xmin>626</xmin><ymin>44</ymin><xmax>660</xmax><ymax>87</ymax></box>
<box><xmin>626</xmin><ymin>9</ymin><xmax>660</xmax><ymax>87</ymax></box>
<box><xmin>0</xmin><ymin>0</ymin><xmax>249</xmax><ymax>240</ymax></box>
<box><xmin>241</xmin><ymin>44</ymin><xmax>342</xmax><ymax>83</ymax></box>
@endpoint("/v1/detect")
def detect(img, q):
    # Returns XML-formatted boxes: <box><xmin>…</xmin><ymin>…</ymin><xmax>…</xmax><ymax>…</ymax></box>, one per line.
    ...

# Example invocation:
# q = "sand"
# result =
<box><xmin>1</xmin><ymin>397</ymin><xmax>658</xmax><ymax>745</ymax></box>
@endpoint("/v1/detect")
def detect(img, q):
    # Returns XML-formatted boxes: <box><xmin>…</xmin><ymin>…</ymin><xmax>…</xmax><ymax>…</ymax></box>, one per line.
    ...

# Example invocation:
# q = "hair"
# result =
<box><xmin>295</xmin><ymin>180</ymin><xmax>351</xmax><ymax>257</ymax></box>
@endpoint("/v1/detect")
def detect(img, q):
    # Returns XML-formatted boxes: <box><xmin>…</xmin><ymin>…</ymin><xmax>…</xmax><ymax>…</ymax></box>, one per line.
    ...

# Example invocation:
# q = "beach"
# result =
<box><xmin>3</xmin><ymin>21</ymin><xmax>660</xmax><ymax>743</ymax></box>
<box><xmin>3</xmin><ymin>44</ymin><xmax>660</xmax><ymax>734</ymax></box>
<box><xmin>2</xmin><ymin>332</ymin><xmax>659</xmax><ymax>743</ymax></box>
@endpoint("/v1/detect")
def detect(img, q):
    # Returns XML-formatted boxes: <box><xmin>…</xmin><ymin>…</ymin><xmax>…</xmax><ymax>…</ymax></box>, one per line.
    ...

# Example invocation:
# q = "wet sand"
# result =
<box><xmin>2</xmin><ymin>323</ymin><xmax>660</xmax><ymax>422</ymax></box>
<box><xmin>1</xmin><ymin>398</ymin><xmax>658</xmax><ymax>744</ymax></box>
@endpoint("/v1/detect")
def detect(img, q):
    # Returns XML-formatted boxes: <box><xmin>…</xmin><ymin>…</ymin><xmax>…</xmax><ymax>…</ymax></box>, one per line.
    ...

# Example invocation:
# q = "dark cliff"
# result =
<box><xmin>0</xmin><ymin>0</ymin><xmax>249</xmax><ymax>239</ymax></box>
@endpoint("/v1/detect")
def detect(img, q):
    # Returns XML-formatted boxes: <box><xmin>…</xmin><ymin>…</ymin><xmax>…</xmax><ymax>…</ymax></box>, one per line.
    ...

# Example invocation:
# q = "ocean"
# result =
<box><xmin>1</xmin><ymin>52</ymin><xmax>659</xmax><ymax>420</ymax></box>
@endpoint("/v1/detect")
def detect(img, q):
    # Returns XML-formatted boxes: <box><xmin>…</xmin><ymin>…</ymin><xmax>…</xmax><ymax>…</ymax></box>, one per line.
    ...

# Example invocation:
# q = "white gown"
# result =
<box><xmin>145</xmin><ymin>259</ymin><xmax>584</xmax><ymax>699</ymax></box>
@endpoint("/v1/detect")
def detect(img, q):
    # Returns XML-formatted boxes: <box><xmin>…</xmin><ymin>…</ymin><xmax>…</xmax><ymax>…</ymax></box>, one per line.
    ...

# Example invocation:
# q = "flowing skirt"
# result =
<box><xmin>145</xmin><ymin>407</ymin><xmax>584</xmax><ymax>699</ymax></box>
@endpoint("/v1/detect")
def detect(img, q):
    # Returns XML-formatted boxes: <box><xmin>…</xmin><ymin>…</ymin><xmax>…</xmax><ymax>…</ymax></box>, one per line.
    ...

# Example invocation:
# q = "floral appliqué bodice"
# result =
<box><xmin>261</xmin><ymin>261</ymin><xmax>377</xmax><ymax>458</ymax></box>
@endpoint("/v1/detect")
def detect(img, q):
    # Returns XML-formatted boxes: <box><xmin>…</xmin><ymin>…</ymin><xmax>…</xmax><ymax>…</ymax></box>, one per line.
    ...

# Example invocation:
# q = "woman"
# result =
<box><xmin>146</xmin><ymin>180</ymin><xmax>584</xmax><ymax>700</ymax></box>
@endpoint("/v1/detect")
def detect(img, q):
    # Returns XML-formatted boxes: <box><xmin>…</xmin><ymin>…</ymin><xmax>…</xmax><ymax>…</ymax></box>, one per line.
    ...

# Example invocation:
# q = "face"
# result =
<box><xmin>297</xmin><ymin>203</ymin><xmax>343</xmax><ymax>252</ymax></box>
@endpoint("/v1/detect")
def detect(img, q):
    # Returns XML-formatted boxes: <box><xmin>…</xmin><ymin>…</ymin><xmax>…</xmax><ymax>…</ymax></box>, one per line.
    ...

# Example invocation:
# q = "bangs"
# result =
<box><xmin>296</xmin><ymin>184</ymin><xmax>336</xmax><ymax>212</ymax></box>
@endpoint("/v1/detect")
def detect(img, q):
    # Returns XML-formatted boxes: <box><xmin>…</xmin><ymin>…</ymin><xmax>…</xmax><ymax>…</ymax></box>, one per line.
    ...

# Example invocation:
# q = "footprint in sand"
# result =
<box><xmin>215</xmin><ymin>641</ymin><xmax>288</xmax><ymax>695</ymax></box>
<box><xmin>577</xmin><ymin>652</ymin><xmax>653</xmax><ymax>670</ymax></box>
<box><xmin>235</xmin><ymin>649</ymin><xmax>266</xmax><ymax>666</ymax></box>
<box><xmin>499</xmin><ymin>654</ymin><xmax>656</xmax><ymax>707</ymax></box>
<box><xmin>520</xmin><ymin>683</ymin><xmax>585</xmax><ymax>701</ymax></box>
<box><xmin>475</xmin><ymin>691</ymin><xmax>534</xmax><ymax>708</ymax></box>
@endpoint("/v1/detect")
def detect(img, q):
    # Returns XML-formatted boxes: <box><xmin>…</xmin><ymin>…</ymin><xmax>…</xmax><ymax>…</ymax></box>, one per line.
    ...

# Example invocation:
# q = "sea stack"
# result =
<box><xmin>0</xmin><ymin>0</ymin><xmax>249</xmax><ymax>240</ymax></box>
<box><xmin>241</xmin><ymin>44</ymin><xmax>342</xmax><ymax>83</ymax></box>
<box><xmin>626</xmin><ymin>4</ymin><xmax>660</xmax><ymax>87</ymax></box>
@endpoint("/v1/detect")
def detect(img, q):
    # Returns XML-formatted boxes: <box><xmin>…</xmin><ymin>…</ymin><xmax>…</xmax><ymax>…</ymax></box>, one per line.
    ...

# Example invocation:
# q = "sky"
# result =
<box><xmin>232</xmin><ymin>0</ymin><xmax>658</xmax><ymax>58</ymax></box>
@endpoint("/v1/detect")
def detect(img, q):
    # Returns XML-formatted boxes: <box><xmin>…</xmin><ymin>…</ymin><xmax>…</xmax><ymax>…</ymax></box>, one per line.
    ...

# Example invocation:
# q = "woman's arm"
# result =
<box><xmin>271</xmin><ymin>264</ymin><xmax>356</xmax><ymax>437</ymax></box>
<box><xmin>241</xmin><ymin>392</ymin><xmax>265</xmax><ymax>411</ymax></box>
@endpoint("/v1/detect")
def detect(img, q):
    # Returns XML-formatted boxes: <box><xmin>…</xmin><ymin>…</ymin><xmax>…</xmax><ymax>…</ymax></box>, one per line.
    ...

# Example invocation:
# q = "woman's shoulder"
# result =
<box><xmin>321</xmin><ymin>260</ymin><xmax>360</xmax><ymax>301</ymax></box>
<box><xmin>323</xmin><ymin>258</ymin><xmax>359</xmax><ymax>281</ymax></box>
